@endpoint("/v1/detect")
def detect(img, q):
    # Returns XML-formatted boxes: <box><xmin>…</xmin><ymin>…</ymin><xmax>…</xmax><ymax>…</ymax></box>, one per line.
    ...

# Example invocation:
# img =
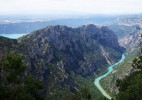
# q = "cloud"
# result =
<box><xmin>0</xmin><ymin>0</ymin><xmax>142</xmax><ymax>15</ymax></box>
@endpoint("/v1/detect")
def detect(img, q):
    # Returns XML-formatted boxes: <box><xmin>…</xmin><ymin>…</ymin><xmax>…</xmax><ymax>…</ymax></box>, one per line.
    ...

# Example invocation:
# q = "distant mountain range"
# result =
<box><xmin>0</xmin><ymin>15</ymin><xmax>119</xmax><ymax>34</ymax></box>
<box><xmin>0</xmin><ymin>14</ymin><xmax>142</xmax><ymax>35</ymax></box>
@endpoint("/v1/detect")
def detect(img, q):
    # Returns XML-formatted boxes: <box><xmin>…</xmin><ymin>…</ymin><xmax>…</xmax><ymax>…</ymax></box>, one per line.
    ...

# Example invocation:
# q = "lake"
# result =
<box><xmin>0</xmin><ymin>34</ymin><xmax>26</xmax><ymax>39</ymax></box>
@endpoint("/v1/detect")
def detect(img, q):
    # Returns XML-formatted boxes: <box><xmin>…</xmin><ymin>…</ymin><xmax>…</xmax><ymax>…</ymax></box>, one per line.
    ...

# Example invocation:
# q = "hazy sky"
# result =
<box><xmin>0</xmin><ymin>0</ymin><xmax>142</xmax><ymax>15</ymax></box>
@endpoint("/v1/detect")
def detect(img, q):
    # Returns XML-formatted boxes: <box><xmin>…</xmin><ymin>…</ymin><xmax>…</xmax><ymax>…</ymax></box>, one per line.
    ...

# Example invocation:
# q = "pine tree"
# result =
<box><xmin>0</xmin><ymin>52</ymin><xmax>44</xmax><ymax>100</ymax></box>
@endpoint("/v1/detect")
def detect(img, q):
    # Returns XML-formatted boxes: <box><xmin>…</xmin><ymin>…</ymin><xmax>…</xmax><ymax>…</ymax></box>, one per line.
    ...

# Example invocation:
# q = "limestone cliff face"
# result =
<box><xmin>119</xmin><ymin>25</ymin><xmax>142</xmax><ymax>54</ymax></box>
<box><xmin>17</xmin><ymin>24</ymin><xmax>123</xmax><ymax>76</ymax></box>
<box><xmin>119</xmin><ymin>30</ymin><xmax>141</xmax><ymax>48</ymax></box>
<box><xmin>0</xmin><ymin>24</ymin><xmax>124</xmax><ymax>96</ymax></box>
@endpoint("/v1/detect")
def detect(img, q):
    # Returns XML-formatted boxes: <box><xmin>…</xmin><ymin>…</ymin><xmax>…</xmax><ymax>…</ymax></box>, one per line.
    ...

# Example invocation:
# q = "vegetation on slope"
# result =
<box><xmin>115</xmin><ymin>49</ymin><xmax>142</xmax><ymax>100</ymax></box>
<box><xmin>0</xmin><ymin>52</ymin><xmax>44</xmax><ymax>100</ymax></box>
<box><xmin>0</xmin><ymin>52</ymin><xmax>105</xmax><ymax>100</ymax></box>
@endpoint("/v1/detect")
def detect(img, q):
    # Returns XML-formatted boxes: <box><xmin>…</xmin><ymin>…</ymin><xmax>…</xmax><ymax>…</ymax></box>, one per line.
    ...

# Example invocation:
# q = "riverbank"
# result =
<box><xmin>94</xmin><ymin>54</ymin><xmax>125</xmax><ymax>99</ymax></box>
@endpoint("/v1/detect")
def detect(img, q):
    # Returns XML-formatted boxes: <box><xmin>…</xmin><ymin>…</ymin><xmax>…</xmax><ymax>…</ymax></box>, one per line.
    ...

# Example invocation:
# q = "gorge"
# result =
<box><xmin>94</xmin><ymin>54</ymin><xmax>125</xmax><ymax>99</ymax></box>
<box><xmin>0</xmin><ymin>24</ymin><xmax>124</xmax><ymax>99</ymax></box>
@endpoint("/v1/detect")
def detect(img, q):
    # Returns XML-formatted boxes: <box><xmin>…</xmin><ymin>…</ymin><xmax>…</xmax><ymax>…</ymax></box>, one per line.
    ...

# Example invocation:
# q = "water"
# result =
<box><xmin>0</xmin><ymin>34</ymin><xmax>26</xmax><ymax>39</ymax></box>
<box><xmin>94</xmin><ymin>54</ymin><xmax>125</xmax><ymax>100</ymax></box>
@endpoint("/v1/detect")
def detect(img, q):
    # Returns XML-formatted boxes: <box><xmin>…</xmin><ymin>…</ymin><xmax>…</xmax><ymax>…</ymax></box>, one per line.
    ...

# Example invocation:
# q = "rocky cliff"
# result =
<box><xmin>119</xmin><ymin>25</ymin><xmax>142</xmax><ymax>55</ymax></box>
<box><xmin>17</xmin><ymin>24</ymin><xmax>123</xmax><ymax>75</ymax></box>
<box><xmin>0</xmin><ymin>24</ymin><xmax>124</xmax><ymax>99</ymax></box>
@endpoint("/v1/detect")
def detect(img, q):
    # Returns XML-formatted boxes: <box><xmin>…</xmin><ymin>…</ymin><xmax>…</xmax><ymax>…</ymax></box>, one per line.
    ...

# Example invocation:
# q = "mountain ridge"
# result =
<box><xmin>0</xmin><ymin>24</ymin><xmax>124</xmax><ymax>99</ymax></box>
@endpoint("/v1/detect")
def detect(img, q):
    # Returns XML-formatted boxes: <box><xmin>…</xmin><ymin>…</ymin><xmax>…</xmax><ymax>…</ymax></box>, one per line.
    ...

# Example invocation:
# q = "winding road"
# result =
<box><xmin>94</xmin><ymin>54</ymin><xmax>125</xmax><ymax>100</ymax></box>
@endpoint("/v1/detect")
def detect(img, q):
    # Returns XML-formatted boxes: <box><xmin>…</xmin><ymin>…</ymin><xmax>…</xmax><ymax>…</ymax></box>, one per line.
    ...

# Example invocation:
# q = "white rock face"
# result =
<box><xmin>119</xmin><ymin>26</ymin><xmax>142</xmax><ymax>53</ymax></box>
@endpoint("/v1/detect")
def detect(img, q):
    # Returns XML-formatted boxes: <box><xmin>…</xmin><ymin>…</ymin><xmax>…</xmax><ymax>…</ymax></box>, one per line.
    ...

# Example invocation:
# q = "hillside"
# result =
<box><xmin>0</xmin><ymin>24</ymin><xmax>124</xmax><ymax>99</ymax></box>
<box><xmin>108</xmin><ymin>24</ymin><xmax>140</xmax><ymax>39</ymax></box>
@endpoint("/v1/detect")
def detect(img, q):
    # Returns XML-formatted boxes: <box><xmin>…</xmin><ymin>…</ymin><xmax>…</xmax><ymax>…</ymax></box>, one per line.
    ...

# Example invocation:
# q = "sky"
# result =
<box><xmin>0</xmin><ymin>0</ymin><xmax>142</xmax><ymax>15</ymax></box>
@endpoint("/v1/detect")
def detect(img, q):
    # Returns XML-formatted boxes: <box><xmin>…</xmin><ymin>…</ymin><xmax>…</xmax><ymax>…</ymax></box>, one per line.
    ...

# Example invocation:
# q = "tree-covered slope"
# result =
<box><xmin>0</xmin><ymin>52</ymin><xmax>44</xmax><ymax>100</ymax></box>
<box><xmin>115</xmin><ymin>48</ymin><xmax>142</xmax><ymax>100</ymax></box>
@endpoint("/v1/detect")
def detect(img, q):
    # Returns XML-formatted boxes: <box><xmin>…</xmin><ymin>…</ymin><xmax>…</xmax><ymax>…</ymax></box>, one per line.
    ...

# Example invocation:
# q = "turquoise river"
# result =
<box><xmin>94</xmin><ymin>54</ymin><xmax>125</xmax><ymax>100</ymax></box>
